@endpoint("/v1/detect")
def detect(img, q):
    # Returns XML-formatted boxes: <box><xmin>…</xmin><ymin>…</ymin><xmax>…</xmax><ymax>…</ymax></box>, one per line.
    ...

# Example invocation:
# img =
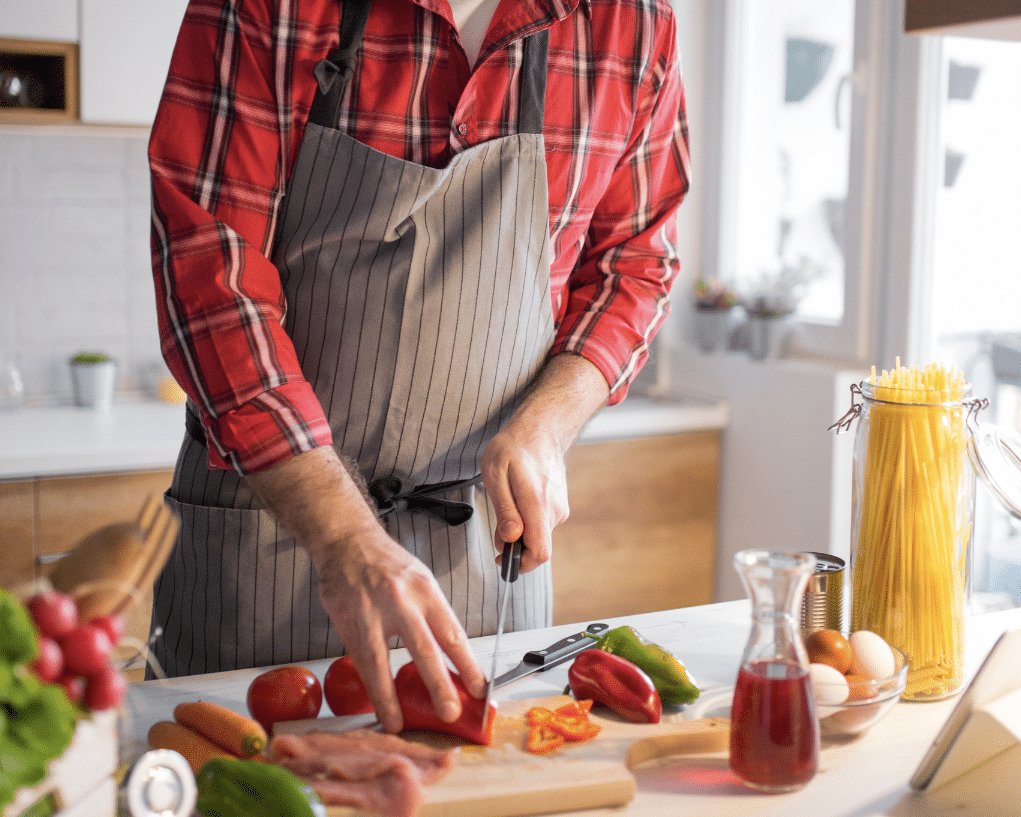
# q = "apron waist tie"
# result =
<box><xmin>186</xmin><ymin>410</ymin><xmax>474</xmax><ymax>526</ymax></box>
<box><xmin>369</xmin><ymin>475</ymin><xmax>478</xmax><ymax>527</ymax></box>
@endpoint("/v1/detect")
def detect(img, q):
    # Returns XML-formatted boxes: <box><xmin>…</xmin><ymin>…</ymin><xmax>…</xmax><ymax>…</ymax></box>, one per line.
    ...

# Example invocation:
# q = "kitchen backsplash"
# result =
<box><xmin>0</xmin><ymin>130</ymin><xmax>166</xmax><ymax>404</ymax></box>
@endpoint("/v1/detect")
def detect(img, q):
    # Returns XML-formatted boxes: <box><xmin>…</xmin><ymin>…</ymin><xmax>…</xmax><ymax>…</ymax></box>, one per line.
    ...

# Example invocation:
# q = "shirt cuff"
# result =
<box><xmin>200</xmin><ymin>381</ymin><xmax>333</xmax><ymax>474</ymax></box>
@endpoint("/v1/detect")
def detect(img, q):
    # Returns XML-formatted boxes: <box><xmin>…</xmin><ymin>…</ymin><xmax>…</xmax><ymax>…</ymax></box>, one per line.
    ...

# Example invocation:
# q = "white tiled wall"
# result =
<box><xmin>0</xmin><ymin>130</ymin><xmax>167</xmax><ymax>404</ymax></box>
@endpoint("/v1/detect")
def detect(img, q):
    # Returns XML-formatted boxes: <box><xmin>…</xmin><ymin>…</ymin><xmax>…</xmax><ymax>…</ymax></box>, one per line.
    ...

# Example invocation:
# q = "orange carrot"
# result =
<box><xmin>174</xmin><ymin>701</ymin><xmax>268</xmax><ymax>757</ymax></box>
<box><xmin>147</xmin><ymin>721</ymin><xmax>235</xmax><ymax>774</ymax></box>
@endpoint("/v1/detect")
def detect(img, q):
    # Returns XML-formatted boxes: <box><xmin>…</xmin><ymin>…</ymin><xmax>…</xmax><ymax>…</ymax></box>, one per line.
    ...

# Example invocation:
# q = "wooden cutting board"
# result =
<box><xmin>277</xmin><ymin>695</ymin><xmax>730</xmax><ymax>817</ymax></box>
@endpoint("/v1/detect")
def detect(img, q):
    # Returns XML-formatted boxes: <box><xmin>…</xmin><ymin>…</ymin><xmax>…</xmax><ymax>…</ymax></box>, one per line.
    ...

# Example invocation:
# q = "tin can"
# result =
<box><xmin>799</xmin><ymin>552</ymin><xmax>845</xmax><ymax>634</ymax></box>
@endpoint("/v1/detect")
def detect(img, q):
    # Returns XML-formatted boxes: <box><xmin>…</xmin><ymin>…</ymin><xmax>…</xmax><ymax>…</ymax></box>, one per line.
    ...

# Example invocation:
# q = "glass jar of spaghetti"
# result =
<box><xmin>831</xmin><ymin>362</ymin><xmax>986</xmax><ymax>701</ymax></box>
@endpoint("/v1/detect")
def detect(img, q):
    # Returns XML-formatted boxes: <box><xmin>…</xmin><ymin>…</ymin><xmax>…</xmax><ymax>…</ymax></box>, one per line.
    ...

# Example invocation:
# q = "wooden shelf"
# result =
<box><xmin>906</xmin><ymin>0</ymin><xmax>1021</xmax><ymax>40</ymax></box>
<box><xmin>0</xmin><ymin>38</ymin><xmax>78</xmax><ymax>124</ymax></box>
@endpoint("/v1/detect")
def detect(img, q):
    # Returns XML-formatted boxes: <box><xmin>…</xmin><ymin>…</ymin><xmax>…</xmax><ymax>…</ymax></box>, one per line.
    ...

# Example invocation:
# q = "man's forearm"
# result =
<box><xmin>511</xmin><ymin>353</ymin><xmax>610</xmax><ymax>451</ymax></box>
<box><xmin>244</xmin><ymin>446</ymin><xmax>382</xmax><ymax>559</ymax></box>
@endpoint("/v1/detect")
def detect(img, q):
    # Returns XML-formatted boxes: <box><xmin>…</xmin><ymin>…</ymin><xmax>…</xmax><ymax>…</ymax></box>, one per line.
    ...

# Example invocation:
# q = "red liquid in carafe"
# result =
<box><xmin>730</xmin><ymin>660</ymin><xmax>819</xmax><ymax>791</ymax></box>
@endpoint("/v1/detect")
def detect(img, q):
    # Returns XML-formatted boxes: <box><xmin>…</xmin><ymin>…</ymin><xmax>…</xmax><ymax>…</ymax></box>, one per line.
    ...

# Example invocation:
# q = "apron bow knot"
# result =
<box><xmin>368</xmin><ymin>475</ymin><xmax>477</xmax><ymax>527</ymax></box>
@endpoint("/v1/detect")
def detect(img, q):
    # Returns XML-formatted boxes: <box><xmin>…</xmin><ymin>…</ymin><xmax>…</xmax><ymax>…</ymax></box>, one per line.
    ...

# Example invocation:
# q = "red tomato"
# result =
<box><xmin>30</xmin><ymin>637</ymin><xmax>64</xmax><ymax>683</ymax></box>
<box><xmin>59</xmin><ymin>624</ymin><xmax>112</xmax><ymax>677</ymax></box>
<box><xmin>57</xmin><ymin>674</ymin><xmax>86</xmax><ymax>704</ymax></box>
<box><xmin>324</xmin><ymin>656</ymin><xmax>374</xmax><ymax>716</ymax></box>
<box><xmin>247</xmin><ymin>666</ymin><xmax>322</xmax><ymax>734</ymax></box>
<box><xmin>84</xmin><ymin>665</ymin><xmax>127</xmax><ymax>710</ymax></box>
<box><xmin>27</xmin><ymin>592</ymin><xmax>79</xmax><ymax>640</ymax></box>
<box><xmin>89</xmin><ymin>615</ymin><xmax>124</xmax><ymax>646</ymax></box>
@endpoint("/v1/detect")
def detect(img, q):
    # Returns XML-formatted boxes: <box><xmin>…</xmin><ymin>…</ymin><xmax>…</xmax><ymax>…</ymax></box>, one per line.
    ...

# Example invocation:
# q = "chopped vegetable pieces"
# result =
<box><xmin>523</xmin><ymin>700</ymin><xmax>600</xmax><ymax>755</ymax></box>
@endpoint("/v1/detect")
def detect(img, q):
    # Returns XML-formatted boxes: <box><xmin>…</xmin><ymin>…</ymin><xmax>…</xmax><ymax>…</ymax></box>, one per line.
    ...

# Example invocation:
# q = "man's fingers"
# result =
<box><xmin>347</xmin><ymin>623</ymin><xmax>403</xmax><ymax>733</ymax></box>
<box><xmin>508</xmin><ymin>465</ymin><xmax>551</xmax><ymax>573</ymax></box>
<box><xmin>398</xmin><ymin>601</ymin><xmax>462</xmax><ymax>722</ymax></box>
<box><xmin>429</xmin><ymin>609</ymin><xmax>487</xmax><ymax>699</ymax></box>
<box><xmin>484</xmin><ymin>461</ymin><xmax>524</xmax><ymax>543</ymax></box>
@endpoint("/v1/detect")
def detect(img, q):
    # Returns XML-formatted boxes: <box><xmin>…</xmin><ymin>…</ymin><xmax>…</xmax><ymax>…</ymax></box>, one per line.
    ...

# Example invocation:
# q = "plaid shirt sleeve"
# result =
<box><xmin>549</xmin><ymin>11</ymin><xmax>690</xmax><ymax>405</ymax></box>
<box><xmin>150</xmin><ymin>0</ymin><xmax>332</xmax><ymax>474</ymax></box>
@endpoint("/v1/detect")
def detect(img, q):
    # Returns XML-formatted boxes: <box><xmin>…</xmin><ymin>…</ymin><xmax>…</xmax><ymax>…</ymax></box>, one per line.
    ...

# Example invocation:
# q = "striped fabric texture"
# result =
<box><xmin>150</xmin><ymin>0</ymin><xmax>690</xmax><ymax>474</ymax></box>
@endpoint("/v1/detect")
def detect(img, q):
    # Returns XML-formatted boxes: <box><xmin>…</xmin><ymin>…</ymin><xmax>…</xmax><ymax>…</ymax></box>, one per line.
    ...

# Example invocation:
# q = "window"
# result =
<box><xmin>707</xmin><ymin>0</ymin><xmax>880</xmax><ymax>360</ymax></box>
<box><xmin>924</xmin><ymin>36</ymin><xmax>1021</xmax><ymax>607</ymax></box>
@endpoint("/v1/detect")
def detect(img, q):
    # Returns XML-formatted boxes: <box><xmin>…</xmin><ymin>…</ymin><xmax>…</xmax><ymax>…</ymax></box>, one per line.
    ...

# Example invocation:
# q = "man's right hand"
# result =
<box><xmin>245</xmin><ymin>447</ymin><xmax>486</xmax><ymax>733</ymax></box>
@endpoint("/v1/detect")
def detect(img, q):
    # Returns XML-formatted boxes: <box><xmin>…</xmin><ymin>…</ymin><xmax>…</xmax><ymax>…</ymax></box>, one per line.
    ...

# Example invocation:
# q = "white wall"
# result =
<box><xmin>0</xmin><ymin>131</ymin><xmax>164</xmax><ymax>403</ymax></box>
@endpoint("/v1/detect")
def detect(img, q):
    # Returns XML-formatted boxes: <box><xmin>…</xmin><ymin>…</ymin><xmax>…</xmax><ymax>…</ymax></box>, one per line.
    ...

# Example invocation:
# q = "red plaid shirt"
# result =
<box><xmin>150</xmin><ymin>0</ymin><xmax>689</xmax><ymax>474</ymax></box>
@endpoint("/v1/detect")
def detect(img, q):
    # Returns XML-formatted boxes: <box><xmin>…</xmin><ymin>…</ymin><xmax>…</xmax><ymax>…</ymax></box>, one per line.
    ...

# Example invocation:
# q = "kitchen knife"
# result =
<box><xmin>492</xmin><ymin>621</ymin><xmax>609</xmax><ymax>689</ymax></box>
<box><xmin>483</xmin><ymin>538</ymin><xmax>522</xmax><ymax>719</ymax></box>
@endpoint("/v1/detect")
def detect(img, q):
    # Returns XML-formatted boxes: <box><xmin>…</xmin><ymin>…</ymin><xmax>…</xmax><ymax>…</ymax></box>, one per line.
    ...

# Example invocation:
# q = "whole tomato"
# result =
<box><xmin>247</xmin><ymin>666</ymin><xmax>322</xmax><ymax>734</ymax></box>
<box><xmin>324</xmin><ymin>655</ymin><xmax>373</xmax><ymax>716</ymax></box>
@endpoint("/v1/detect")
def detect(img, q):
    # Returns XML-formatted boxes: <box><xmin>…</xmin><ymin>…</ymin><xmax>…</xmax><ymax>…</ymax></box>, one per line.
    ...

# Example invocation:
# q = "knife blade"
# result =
<box><xmin>492</xmin><ymin>621</ymin><xmax>609</xmax><ymax>689</ymax></box>
<box><xmin>483</xmin><ymin>538</ymin><xmax>522</xmax><ymax>719</ymax></box>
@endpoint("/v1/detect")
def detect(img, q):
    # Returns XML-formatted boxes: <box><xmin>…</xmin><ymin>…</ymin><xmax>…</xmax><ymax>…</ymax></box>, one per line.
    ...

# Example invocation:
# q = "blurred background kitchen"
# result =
<box><xmin>1</xmin><ymin>1</ymin><xmax>1019</xmax><ymax>650</ymax></box>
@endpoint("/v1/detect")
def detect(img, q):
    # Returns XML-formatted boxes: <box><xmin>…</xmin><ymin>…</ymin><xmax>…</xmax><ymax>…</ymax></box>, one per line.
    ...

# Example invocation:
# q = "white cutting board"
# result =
<box><xmin>277</xmin><ymin>695</ymin><xmax>729</xmax><ymax>817</ymax></box>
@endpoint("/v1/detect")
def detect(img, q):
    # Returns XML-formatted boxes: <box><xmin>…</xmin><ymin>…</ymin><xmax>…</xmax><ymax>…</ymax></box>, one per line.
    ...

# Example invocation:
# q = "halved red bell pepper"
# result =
<box><xmin>567</xmin><ymin>650</ymin><xmax>662</xmax><ymax>724</ymax></box>
<box><xmin>394</xmin><ymin>662</ymin><xmax>495</xmax><ymax>746</ymax></box>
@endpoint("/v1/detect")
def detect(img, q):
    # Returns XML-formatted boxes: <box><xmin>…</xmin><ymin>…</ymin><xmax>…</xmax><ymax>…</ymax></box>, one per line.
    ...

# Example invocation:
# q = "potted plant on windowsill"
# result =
<box><xmin>691</xmin><ymin>278</ymin><xmax>740</xmax><ymax>354</ymax></box>
<box><xmin>741</xmin><ymin>262</ymin><xmax>819</xmax><ymax>361</ymax></box>
<box><xmin>69</xmin><ymin>351</ymin><xmax>117</xmax><ymax>409</ymax></box>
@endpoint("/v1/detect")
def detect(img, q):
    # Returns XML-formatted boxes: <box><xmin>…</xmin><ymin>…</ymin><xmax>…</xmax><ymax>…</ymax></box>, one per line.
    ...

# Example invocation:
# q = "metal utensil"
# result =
<box><xmin>484</xmin><ymin>538</ymin><xmax>522</xmax><ymax>718</ymax></box>
<box><xmin>492</xmin><ymin>621</ymin><xmax>609</xmax><ymax>688</ymax></box>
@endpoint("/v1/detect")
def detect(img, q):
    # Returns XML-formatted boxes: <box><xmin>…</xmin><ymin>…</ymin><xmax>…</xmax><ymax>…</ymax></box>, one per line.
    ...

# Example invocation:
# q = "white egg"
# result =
<box><xmin>809</xmin><ymin>663</ymin><xmax>850</xmax><ymax>706</ymax></box>
<box><xmin>848</xmin><ymin>631</ymin><xmax>896</xmax><ymax>679</ymax></box>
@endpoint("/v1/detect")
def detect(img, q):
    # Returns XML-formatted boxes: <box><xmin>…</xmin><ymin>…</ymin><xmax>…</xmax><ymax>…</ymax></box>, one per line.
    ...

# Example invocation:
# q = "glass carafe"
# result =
<box><xmin>730</xmin><ymin>549</ymin><xmax>818</xmax><ymax>793</ymax></box>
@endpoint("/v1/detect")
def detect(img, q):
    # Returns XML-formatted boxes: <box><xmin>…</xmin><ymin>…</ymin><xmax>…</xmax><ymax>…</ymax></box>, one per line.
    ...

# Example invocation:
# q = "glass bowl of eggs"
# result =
<box><xmin>804</xmin><ymin>629</ymin><xmax>908</xmax><ymax>738</ymax></box>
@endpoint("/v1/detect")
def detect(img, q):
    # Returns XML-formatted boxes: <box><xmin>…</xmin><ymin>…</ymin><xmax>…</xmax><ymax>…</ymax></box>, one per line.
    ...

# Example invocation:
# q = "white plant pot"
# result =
<box><xmin>70</xmin><ymin>361</ymin><xmax>117</xmax><ymax>409</ymax></box>
<box><xmin>692</xmin><ymin>308</ymin><xmax>736</xmax><ymax>354</ymax></box>
<box><xmin>748</xmin><ymin>315</ymin><xmax>792</xmax><ymax>361</ymax></box>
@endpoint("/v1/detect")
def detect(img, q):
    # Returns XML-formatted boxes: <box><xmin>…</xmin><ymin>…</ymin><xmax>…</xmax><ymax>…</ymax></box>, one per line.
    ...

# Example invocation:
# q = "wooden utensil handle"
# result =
<box><xmin>624</xmin><ymin>718</ymin><xmax>730</xmax><ymax>768</ymax></box>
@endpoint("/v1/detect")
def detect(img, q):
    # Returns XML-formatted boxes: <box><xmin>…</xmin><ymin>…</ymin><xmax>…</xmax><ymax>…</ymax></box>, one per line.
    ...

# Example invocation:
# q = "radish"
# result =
<box><xmin>27</xmin><ymin>592</ymin><xmax>79</xmax><ymax>640</ymax></box>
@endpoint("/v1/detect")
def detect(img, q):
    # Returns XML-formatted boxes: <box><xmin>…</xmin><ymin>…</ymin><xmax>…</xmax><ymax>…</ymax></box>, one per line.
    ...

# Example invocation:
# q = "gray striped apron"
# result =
<box><xmin>151</xmin><ymin>0</ymin><xmax>556</xmax><ymax>676</ymax></box>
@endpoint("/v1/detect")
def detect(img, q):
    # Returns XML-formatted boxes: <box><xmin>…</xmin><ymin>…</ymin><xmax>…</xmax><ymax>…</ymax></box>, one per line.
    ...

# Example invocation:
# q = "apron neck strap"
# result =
<box><xmin>309</xmin><ymin>0</ymin><xmax>550</xmax><ymax>135</ymax></box>
<box><xmin>309</xmin><ymin>0</ymin><xmax>373</xmax><ymax>128</ymax></box>
<box><xmin>518</xmin><ymin>29</ymin><xmax>550</xmax><ymax>135</ymax></box>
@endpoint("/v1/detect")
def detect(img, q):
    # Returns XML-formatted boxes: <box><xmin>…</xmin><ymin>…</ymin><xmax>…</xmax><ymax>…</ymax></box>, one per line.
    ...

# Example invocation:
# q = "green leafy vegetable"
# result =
<box><xmin>0</xmin><ymin>590</ymin><xmax>78</xmax><ymax>810</ymax></box>
<box><xmin>0</xmin><ymin>591</ymin><xmax>37</xmax><ymax>666</ymax></box>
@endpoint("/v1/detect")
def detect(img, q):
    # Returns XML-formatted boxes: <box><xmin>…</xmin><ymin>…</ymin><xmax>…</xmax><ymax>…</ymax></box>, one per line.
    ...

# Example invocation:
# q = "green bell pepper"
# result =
<box><xmin>591</xmin><ymin>625</ymin><xmax>701</xmax><ymax>705</ymax></box>
<box><xmin>196</xmin><ymin>758</ymin><xmax>325</xmax><ymax>817</ymax></box>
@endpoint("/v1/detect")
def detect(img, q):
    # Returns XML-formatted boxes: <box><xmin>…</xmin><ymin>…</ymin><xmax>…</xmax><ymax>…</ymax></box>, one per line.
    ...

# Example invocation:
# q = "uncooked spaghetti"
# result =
<box><xmin>851</xmin><ymin>359</ymin><xmax>971</xmax><ymax>700</ymax></box>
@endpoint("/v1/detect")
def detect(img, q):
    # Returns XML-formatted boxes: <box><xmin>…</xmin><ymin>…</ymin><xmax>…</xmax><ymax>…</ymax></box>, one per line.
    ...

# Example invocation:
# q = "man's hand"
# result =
<box><xmin>246</xmin><ymin>447</ymin><xmax>486</xmax><ymax>733</ymax></box>
<box><xmin>481</xmin><ymin>354</ymin><xmax>610</xmax><ymax>572</ymax></box>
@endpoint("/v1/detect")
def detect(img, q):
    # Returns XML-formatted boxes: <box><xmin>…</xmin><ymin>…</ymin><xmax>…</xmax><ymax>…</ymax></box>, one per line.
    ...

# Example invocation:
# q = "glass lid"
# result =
<box><xmin>970</xmin><ymin>422</ymin><xmax>1021</xmax><ymax>520</ymax></box>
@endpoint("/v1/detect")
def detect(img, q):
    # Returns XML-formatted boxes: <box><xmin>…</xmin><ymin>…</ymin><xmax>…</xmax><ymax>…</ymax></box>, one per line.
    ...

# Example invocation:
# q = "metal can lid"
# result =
<box><xmin>125</xmin><ymin>750</ymin><xmax>197</xmax><ymax>817</ymax></box>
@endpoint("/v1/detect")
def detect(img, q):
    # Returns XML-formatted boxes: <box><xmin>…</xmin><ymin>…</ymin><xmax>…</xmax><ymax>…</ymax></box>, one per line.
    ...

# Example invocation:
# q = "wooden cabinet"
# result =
<box><xmin>906</xmin><ymin>0</ymin><xmax>1021</xmax><ymax>39</ymax></box>
<box><xmin>79</xmin><ymin>0</ymin><xmax>189</xmax><ymax>124</ymax></box>
<box><xmin>552</xmin><ymin>430</ymin><xmax>721</xmax><ymax>625</ymax></box>
<box><xmin>1</xmin><ymin>469</ymin><xmax>173</xmax><ymax>677</ymax></box>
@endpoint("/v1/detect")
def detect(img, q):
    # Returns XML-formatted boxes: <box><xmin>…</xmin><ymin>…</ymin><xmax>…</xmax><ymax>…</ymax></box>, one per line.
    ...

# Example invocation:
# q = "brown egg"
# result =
<box><xmin>804</xmin><ymin>629</ymin><xmax>853</xmax><ymax>674</ymax></box>
<box><xmin>844</xmin><ymin>674</ymin><xmax>879</xmax><ymax>702</ymax></box>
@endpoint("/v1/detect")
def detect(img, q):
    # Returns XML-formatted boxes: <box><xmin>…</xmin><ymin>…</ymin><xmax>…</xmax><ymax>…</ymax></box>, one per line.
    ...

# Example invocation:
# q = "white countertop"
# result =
<box><xmin>0</xmin><ymin>394</ymin><xmax>728</xmax><ymax>480</ymax></box>
<box><xmin>125</xmin><ymin>601</ymin><xmax>1021</xmax><ymax>817</ymax></box>
<box><xmin>0</xmin><ymin>401</ymin><xmax>186</xmax><ymax>480</ymax></box>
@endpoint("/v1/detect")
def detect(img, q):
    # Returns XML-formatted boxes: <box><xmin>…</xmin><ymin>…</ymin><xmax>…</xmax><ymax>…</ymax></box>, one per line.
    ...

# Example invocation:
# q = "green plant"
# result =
<box><xmin>69</xmin><ymin>352</ymin><xmax>113</xmax><ymax>365</ymax></box>
<box><xmin>692</xmin><ymin>278</ymin><xmax>738</xmax><ymax>310</ymax></box>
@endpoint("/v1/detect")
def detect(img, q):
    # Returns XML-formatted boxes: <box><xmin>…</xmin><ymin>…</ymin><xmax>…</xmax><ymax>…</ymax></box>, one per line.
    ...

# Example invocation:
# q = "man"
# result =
<box><xmin>149</xmin><ymin>0</ymin><xmax>689</xmax><ymax>734</ymax></box>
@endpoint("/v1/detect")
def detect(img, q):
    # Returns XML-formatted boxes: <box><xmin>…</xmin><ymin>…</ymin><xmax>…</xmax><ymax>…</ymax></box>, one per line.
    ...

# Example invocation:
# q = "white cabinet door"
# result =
<box><xmin>79</xmin><ymin>0</ymin><xmax>189</xmax><ymax>125</ymax></box>
<box><xmin>0</xmin><ymin>0</ymin><xmax>78</xmax><ymax>42</ymax></box>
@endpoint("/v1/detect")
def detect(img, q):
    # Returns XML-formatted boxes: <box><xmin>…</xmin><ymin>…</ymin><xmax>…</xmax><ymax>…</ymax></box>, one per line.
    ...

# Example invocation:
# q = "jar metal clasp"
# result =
<box><xmin>828</xmin><ymin>383</ymin><xmax>863</xmax><ymax>435</ymax></box>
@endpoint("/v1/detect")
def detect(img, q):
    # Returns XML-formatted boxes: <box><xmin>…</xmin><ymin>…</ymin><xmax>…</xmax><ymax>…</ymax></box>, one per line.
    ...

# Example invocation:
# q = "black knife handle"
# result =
<box><xmin>500</xmin><ymin>538</ymin><xmax>522</xmax><ymax>583</ymax></box>
<box><xmin>523</xmin><ymin>622</ymin><xmax>609</xmax><ymax>669</ymax></box>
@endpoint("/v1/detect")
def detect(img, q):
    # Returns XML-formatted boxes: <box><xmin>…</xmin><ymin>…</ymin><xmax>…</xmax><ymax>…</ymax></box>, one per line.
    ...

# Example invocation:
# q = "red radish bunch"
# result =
<box><xmin>25</xmin><ymin>591</ymin><xmax>126</xmax><ymax>711</ymax></box>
